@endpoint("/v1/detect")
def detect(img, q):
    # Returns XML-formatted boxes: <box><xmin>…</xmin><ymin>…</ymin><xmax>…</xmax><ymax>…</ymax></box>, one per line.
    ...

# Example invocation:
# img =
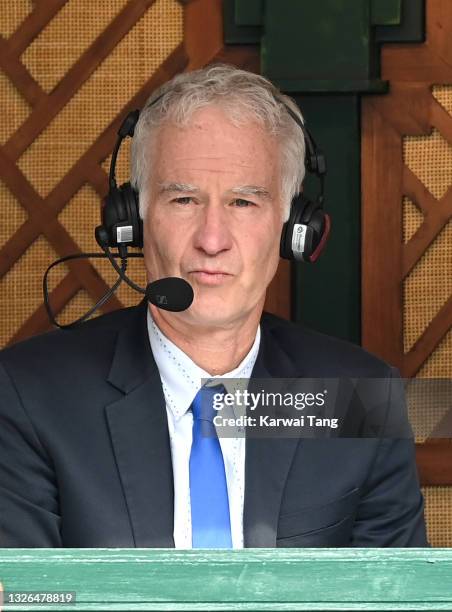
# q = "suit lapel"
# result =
<box><xmin>105</xmin><ymin>301</ymin><xmax>175</xmax><ymax>547</ymax></box>
<box><xmin>243</xmin><ymin>319</ymin><xmax>301</xmax><ymax>547</ymax></box>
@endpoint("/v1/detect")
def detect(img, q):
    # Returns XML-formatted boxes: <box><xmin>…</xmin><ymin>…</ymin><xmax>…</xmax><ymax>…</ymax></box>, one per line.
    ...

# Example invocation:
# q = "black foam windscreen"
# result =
<box><xmin>145</xmin><ymin>277</ymin><xmax>194</xmax><ymax>312</ymax></box>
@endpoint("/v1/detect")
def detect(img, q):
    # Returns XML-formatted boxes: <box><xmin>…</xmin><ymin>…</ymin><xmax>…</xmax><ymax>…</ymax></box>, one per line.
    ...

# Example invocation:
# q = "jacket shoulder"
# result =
<box><xmin>0</xmin><ymin>303</ymin><xmax>140</xmax><ymax>373</ymax></box>
<box><xmin>261</xmin><ymin>311</ymin><xmax>394</xmax><ymax>377</ymax></box>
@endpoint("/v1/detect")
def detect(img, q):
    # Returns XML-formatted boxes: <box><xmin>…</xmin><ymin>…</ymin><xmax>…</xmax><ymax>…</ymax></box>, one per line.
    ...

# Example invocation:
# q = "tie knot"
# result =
<box><xmin>192</xmin><ymin>384</ymin><xmax>225</xmax><ymax>422</ymax></box>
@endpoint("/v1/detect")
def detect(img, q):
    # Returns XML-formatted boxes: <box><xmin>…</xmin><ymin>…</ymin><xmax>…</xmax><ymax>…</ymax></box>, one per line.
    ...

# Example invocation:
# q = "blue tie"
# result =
<box><xmin>189</xmin><ymin>384</ymin><xmax>232</xmax><ymax>548</ymax></box>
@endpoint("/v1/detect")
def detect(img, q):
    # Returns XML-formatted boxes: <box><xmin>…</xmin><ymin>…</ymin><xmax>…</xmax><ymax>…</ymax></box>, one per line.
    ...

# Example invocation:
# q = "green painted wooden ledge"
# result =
<box><xmin>1</xmin><ymin>549</ymin><xmax>452</xmax><ymax>611</ymax></box>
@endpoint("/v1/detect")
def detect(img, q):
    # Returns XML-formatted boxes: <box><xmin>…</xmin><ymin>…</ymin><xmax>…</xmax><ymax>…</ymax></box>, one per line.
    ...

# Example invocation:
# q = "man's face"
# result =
<box><xmin>142</xmin><ymin>105</ymin><xmax>284</xmax><ymax>328</ymax></box>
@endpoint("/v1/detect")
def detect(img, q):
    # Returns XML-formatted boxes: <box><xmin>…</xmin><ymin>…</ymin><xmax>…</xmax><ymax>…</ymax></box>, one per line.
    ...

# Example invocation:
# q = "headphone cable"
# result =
<box><xmin>43</xmin><ymin>251</ymin><xmax>143</xmax><ymax>330</ymax></box>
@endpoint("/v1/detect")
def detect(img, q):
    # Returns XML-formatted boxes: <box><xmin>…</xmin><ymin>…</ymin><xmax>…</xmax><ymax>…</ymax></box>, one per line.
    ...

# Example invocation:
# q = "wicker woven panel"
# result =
<box><xmin>407</xmin><ymin>378</ymin><xmax>452</xmax><ymax>443</ymax></box>
<box><xmin>0</xmin><ymin>181</ymin><xmax>28</xmax><ymax>250</ymax></box>
<box><xmin>0</xmin><ymin>71</ymin><xmax>30</xmax><ymax>145</ymax></box>
<box><xmin>417</xmin><ymin>329</ymin><xmax>452</xmax><ymax>379</ymax></box>
<box><xmin>58</xmin><ymin>184</ymin><xmax>147</xmax><ymax>308</ymax></box>
<box><xmin>22</xmin><ymin>0</ymin><xmax>129</xmax><ymax>93</ymax></box>
<box><xmin>17</xmin><ymin>0</ymin><xmax>183</xmax><ymax>198</ymax></box>
<box><xmin>422</xmin><ymin>486</ymin><xmax>452</xmax><ymax>547</ymax></box>
<box><xmin>403</xmin><ymin>128</ymin><xmax>452</xmax><ymax>201</ymax></box>
<box><xmin>0</xmin><ymin>236</ymin><xmax>65</xmax><ymax>347</ymax></box>
<box><xmin>403</xmin><ymin>196</ymin><xmax>423</xmax><ymax>244</ymax></box>
<box><xmin>403</xmin><ymin>220</ymin><xmax>452</xmax><ymax>353</ymax></box>
<box><xmin>56</xmin><ymin>185</ymin><xmax>101</xmax><ymax>253</ymax></box>
<box><xmin>0</xmin><ymin>1</ymin><xmax>32</xmax><ymax>38</ymax></box>
<box><xmin>433</xmin><ymin>85</ymin><xmax>452</xmax><ymax>115</ymax></box>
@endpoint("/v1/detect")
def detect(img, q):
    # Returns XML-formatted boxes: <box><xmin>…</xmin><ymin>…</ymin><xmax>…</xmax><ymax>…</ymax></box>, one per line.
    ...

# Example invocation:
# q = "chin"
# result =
<box><xmin>184</xmin><ymin>305</ymin><xmax>236</xmax><ymax>328</ymax></box>
<box><xmin>186</xmin><ymin>291</ymin><xmax>261</xmax><ymax>328</ymax></box>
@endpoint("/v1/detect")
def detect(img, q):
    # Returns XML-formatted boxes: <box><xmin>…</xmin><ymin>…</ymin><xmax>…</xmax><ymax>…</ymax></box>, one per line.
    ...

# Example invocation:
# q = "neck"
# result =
<box><xmin>149</xmin><ymin>303</ymin><xmax>263</xmax><ymax>375</ymax></box>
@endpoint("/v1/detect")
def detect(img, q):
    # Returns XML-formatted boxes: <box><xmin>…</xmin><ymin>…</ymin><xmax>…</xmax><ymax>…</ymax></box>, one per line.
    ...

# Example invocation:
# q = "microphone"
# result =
<box><xmin>146</xmin><ymin>277</ymin><xmax>194</xmax><ymax>312</ymax></box>
<box><xmin>97</xmin><ymin>241</ymin><xmax>195</xmax><ymax>312</ymax></box>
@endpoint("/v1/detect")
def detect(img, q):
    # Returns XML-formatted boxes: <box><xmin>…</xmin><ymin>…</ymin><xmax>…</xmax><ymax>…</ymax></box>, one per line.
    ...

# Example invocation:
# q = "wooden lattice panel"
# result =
<box><xmin>0</xmin><ymin>183</ymin><xmax>28</xmax><ymax>250</ymax></box>
<box><xmin>0</xmin><ymin>237</ymin><xmax>64</xmax><ymax>347</ymax></box>
<box><xmin>362</xmin><ymin>0</ymin><xmax>452</xmax><ymax>545</ymax></box>
<box><xmin>22</xmin><ymin>0</ymin><xmax>131</xmax><ymax>93</ymax></box>
<box><xmin>0</xmin><ymin>1</ymin><xmax>33</xmax><ymax>39</ymax></box>
<box><xmin>0</xmin><ymin>0</ymin><xmax>187</xmax><ymax>347</ymax></box>
<box><xmin>1</xmin><ymin>0</ymin><xmax>264</xmax><ymax>346</ymax></box>
<box><xmin>418</xmin><ymin>329</ymin><xmax>452</xmax><ymax>378</ymax></box>
<box><xmin>402</xmin><ymin>88</ymin><xmax>452</xmax><ymax>367</ymax></box>
<box><xmin>0</xmin><ymin>70</ymin><xmax>30</xmax><ymax>144</ymax></box>
<box><xmin>404</xmin><ymin>127</ymin><xmax>452</xmax><ymax>200</ymax></box>
<box><xmin>363</xmin><ymin>0</ymin><xmax>452</xmax><ymax>379</ymax></box>
<box><xmin>403</xmin><ymin>218</ymin><xmax>451</xmax><ymax>355</ymax></box>
<box><xmin>17</xmin><ymin>1</ymin><xmax>184</xmax><ymax>199</ymax></box>
<box><xmin>403</xmin><ymin>197</ymin><xmax>424</xmax><ymax>245</ymax></box>
<box><xmin>422</xmin><ymin>486</ymin><xmax>452</xmax><ymax>547</ymax></box>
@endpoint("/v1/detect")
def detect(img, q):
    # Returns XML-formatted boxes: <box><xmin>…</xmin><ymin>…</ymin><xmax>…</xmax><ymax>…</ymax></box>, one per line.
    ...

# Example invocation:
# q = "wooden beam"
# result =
<box><xmin>361</xmin><ymin>99</ymin><xmax>404</xmax><ymax>368</ymax></box>
<box><xmin>403</xmin><ymin>298</ymin><xmax>452</xmax><ymax>377</ymax></box>
<box><xmin>183</xmin><ymin>0</ymin><xmax>223</xmax><ymax>70</ymax></box>
<box><xmin>7</xmin><ymin>0</ymin><xmax>68</xmax><ymax>56</ymax></box>
<box><xmin>417</xmin><ymin>440</ymin><xmax>452</xmax><ymax>486</ymax></box>
<box><xmin>0</xmin><ymin>37</ymin><xmax>46</xmax><ymax>107</ymax></box>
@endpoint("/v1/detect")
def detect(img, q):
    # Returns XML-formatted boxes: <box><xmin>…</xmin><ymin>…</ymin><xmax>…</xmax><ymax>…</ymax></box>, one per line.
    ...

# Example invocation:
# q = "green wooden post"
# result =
<box><xmin>291</xmin><ymin>95</ymin><xmax>361</xmax><ymax>342</ymax></box>
<box><xmin>1</xmin><ymin>549</ymin><xmax>451</xmax><ymax>611</ymax></box>
<box><xmin>223</xmin><ymin>0</ymin><xmax>424</xmax><ymax>344</ymax></box>
<box><xmin>235</xmin><ymin>0</ymin><xmax>263</xmax><ymax>26</ymax></box>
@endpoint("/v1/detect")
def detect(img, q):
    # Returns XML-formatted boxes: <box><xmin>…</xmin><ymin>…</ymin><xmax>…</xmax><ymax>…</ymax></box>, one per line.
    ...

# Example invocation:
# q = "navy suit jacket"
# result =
<box><xmin>0</xmin><ymin>300</ymin><xmax>428</xmax><ymax>547</ymax></box>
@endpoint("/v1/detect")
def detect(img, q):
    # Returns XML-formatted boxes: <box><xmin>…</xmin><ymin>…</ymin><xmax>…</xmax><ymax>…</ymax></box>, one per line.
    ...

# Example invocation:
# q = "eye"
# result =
<box><xmin>172</xmin><ymin>196</ymin><xmax>193</xmax><ymax>205</ymax></box>
<box><xmin>233</xmin><ymin>198</ymin><xmax>255</xmax><ymax>207</ymax></box>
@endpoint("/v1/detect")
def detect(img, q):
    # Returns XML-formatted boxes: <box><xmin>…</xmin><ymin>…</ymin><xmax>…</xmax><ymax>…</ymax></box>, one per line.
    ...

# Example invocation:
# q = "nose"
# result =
<box><xmin>192</xmin><ymin>203</ymin><xmax>233</xmax><ymax>256</ymax></box>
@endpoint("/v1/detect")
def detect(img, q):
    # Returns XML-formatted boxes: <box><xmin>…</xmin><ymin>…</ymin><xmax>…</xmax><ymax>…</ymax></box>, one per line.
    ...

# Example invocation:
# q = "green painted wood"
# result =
<box><xmin>222</xmin><ymin>0</ymin><xmax>424</xmax><ymax>345</ymax></box>
<box><xmin>261</xmin><ymin>1</ymin><xmax>380</xmax><ymax>86</ymax></box>
<box><xmin>292</xmin><ymin>95</ymin><xmax>361</xmax><ymax>344</ymax></box>
<box><xmin>223</xmin><ymin>0</ymin><xmax>261</xmax><ymax>45</ymax></box>
<box><xmin>0</xmin><ymin>549</ymin><xmax>452</xmax><ymax>611</ymax></box>
<box><xmin>375</xmin><ymin>0</ymin><xmax>425</xmax><ymax>43</ymax></box>
<box><xmin>223</xmin><ymin>0</ymin><xmax>425</xmax><ymax>84</ymax></box>
<box><xmin>235</xmin><ymin>0</ymin><xmax>263</xmax><ymax>26</ymax></box>
<box><xmin>370</xmin><ymin>0</ymin><xmax>401</xmax><ymax>26</ymax></box>
<box><xmin>268</xmin><ymin>79</ymin><xmax>388</xmax><ymax>94</ymax></box>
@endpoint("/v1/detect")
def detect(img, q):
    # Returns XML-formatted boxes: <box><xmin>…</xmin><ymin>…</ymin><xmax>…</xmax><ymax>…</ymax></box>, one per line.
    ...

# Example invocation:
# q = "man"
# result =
<box><xmin>0</xmin><ymin>65</ymin><xmax>427</xmax><ymax>547</ymax></box>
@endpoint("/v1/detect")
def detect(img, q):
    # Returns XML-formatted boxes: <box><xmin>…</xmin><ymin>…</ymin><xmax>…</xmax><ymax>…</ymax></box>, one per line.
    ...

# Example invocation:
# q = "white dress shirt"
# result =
<box><xmin>147</xmin><ymin>309</ymin><xmax>261</xmax><ymax>548</ymax></box>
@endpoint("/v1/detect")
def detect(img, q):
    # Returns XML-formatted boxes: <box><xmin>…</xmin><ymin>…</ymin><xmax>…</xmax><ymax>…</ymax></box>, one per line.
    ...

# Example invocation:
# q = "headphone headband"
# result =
<box><xmin>96</xmin><ymin>91</ymin><xmax>330</xmax><ymax>262</ymax></box>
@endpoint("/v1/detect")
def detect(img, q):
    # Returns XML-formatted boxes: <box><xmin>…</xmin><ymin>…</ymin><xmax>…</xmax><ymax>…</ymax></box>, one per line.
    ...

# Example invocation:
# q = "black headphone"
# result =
<box><xmin>96</xmin><ymin>98</ymin><xmax>330</xmax><ymax>263</ymax></box>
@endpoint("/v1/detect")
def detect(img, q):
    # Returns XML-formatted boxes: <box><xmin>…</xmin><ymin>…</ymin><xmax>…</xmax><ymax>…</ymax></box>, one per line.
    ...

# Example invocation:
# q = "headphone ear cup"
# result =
<box><xmin>305</xmin><ymin>209</ymin><xmax>331</xmax><ymax>263</ymax></box>
<box><xmin>280</xmin><ymin>194</ymin><xmax>330</xmax><ymax>262</ymax></box>
<box><xmin>121</xmin><ymin>182</ymin><xmax>142</xmax><ymax>248</ymax></box>
<box><xmin>280</xmin><ymin>194</ymin><xmax>310</xmax><ymax>261</ymax></box>
<box><xmin>95</xmin><ymin>182</ymin><xmax>142</xmax><ymax>249</ymax></box>
<box><xmin>96</xmin><ymin>186</ymin><xmax>125</xmax><ymax>248</ymax></box>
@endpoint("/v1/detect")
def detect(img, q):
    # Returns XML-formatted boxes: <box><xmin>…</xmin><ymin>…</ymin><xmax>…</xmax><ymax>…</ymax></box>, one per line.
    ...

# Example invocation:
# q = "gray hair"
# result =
<box><xmin>130</xmin><ymin>64</ymin><xmax>306</xmax><ymax>222</ymax></box>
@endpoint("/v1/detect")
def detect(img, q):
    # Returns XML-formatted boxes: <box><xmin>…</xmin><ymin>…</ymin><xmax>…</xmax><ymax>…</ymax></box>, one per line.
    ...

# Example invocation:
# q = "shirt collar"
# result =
<box><xmin>147</xmin><ymin>308</ymin><xmax>261</xmax><ymax>421</ymax></box>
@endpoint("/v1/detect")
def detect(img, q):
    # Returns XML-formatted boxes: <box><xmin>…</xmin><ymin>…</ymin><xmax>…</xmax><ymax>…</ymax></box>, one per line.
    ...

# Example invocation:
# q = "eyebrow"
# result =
<box><xmin>158</xmin><ymin>182</ymin><xmax>201</xmax><ymax>195</ymax></box>
<box><xmin>230</xmin><ymin>185</ymin><xmax>272</xmax><ymax>200</ymax></box>
<box><xmin>157</xmin><ymin>182</ymin><xmax>272</xmax><ymax>199</ymax></box>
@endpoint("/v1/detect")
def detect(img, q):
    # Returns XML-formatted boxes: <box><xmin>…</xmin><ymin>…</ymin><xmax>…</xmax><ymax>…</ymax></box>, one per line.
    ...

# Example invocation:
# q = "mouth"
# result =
<box><xmin>188</xmin><ymin>270</ymin><xmax>233</xmax><ymax>286</ymax></box>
